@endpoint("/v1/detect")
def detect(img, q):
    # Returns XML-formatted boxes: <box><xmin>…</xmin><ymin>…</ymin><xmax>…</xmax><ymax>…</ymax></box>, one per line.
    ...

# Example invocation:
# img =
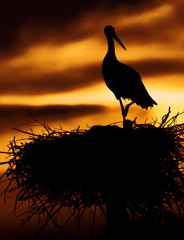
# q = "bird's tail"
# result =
<box><xmin>138</xmin><ymin>95</ymin><xmax>157</xmax><ymax>109</ymax></box>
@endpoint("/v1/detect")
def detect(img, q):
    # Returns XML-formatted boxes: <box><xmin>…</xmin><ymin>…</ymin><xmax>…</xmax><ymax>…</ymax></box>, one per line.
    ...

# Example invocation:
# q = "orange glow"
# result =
<box><xmin>0</xmin><ymin>84</ymin><xmax>113</xmax><ymax>106</ymax></box>
<box><xmin>0</xmin><ymin>34</ymin><xmax>183</xmax><ymax>108</ymax></box>
<box><xmin>118</xmin><ymin>44</ymin><xmax>184</xmax><ymax>62</ymax></box>
<box><xmin>2</xmin><ymin>39</ymin><xmax>183</xmax><ymax>75</ymax></box>
<box><xmin>0</xmin><ymin>78</ymin><xmax>184</xmax><ymax>107</ymax></box>
<box><xmin>6</xmin><ymin>38</ymin><xmax>103</xmax><ymax>73</ymax></box>
<box><xmin>118</xmin><ymin>4</ymin><xmax>173</xmax><ymax>27</ymax></box>
<box><xmin>1</xmin><ymin>2</ymin><xmax>184</xmax><ymax>239</ymax></box>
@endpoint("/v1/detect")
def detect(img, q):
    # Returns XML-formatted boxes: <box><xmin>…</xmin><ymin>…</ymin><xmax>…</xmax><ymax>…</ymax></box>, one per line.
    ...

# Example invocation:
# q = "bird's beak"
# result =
<box><xmin>113</xmin><ymin>33</ymin><xmax>126</xmax><ymax>50</ymax></box>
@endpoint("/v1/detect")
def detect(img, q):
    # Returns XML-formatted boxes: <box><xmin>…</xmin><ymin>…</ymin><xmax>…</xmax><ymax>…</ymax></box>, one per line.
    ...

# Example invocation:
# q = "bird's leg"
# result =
<box><xmin>119</xmin><ymin>98</ymin><xmax>126</xmax><ymax>121</ymax></box>
<box><xmin>124</xmin><ymin>101</ymin><xmax>135</xmax><ymax>118</ymax></box>
<box><xmin>119</xmin><ymin>99</ymin><xmax>135</xmax><ymax>122</ymax></box>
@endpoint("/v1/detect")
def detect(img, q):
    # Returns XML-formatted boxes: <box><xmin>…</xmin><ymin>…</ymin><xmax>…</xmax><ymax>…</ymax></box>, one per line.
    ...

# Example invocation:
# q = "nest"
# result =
<box><xmin>1</xmin><ymin>109</ymin><xmax>184</xmax><ymax>239</ymax></box>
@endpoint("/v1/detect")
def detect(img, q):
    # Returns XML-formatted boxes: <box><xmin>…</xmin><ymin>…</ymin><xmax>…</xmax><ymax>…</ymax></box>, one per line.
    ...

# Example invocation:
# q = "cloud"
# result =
<box><xmin>0</xmin><ymin>0</ymin><xmax>169</xmax><ymax>58</ymax></box>
<box><xmin>0</xmin><ymin>64</ymin><xmax>102</xmax><ymax>95</ymax></box>
<box><xmin>0</xmin><ymin>104</ymin><xmax>107</xmax><ymax>133</ymax></box>
<box><xmin>129</xmin><ymin>59</ymin><xmax>184</xmax><ymax>78</ymax></box>
<box><xmin>0</xmin><ymin>0</ymin><xmax>183</xmax><ymax>100</ymax></box>
<box><xmin>0</xmin><ymin>57</ymin><xmax>183</xmax><ymax>96</ymax></box>
<box><xmin>116</xmin><ymin>1</ymin><xmax>184</xmax><ymax>48</ymax></box>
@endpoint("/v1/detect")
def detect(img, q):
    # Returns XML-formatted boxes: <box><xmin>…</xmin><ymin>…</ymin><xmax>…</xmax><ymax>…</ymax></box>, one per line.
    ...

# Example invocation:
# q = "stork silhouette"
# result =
<box><xmin>102</xmin><ymin>25</ymin><xmax>157</xmax><ymax>121</ymax></box>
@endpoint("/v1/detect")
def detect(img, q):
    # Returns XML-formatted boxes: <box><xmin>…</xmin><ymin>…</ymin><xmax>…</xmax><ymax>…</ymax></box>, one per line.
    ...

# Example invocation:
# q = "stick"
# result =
<box><xmin>12</xmin><ymin>127</ymin><xmax>40</xmax><ymax>137</ymax></box>
<box><xmin>0</xmin><ymin>161</ymin><xmax>11</xmax><ymax>165</ymax></box>
<box><xmin>159</xmin><ymin>106</ymin><xmax>171</xmax><ymax>128</ymax></box>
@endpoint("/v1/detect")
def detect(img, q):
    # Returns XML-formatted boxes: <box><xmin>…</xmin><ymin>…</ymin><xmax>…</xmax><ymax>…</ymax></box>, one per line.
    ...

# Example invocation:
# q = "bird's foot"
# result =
<box><xmin>123</xmin><ymin>117</ymin><xmax>136</xmax><ymax>129</ymax></box>
<box><xmin>123</xmin><ymin>119</ymin><xmax>133</xmax><ymax>129</ymax></box>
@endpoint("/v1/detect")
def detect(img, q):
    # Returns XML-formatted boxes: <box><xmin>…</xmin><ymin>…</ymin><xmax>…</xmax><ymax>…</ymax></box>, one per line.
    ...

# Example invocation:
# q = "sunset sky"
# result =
<box><xmin>0</xmin><ymin>0</ymin><xmax>184</xmax><ymax>144</ymax></box>
<box><xmin>0</xmin><ymin>1</ymin><xmax>184</xmax><ymax>238</ymax></box>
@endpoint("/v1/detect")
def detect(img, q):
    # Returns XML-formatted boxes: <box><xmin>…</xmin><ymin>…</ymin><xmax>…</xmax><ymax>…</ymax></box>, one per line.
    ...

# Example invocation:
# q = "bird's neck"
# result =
<box><xmin>107</xmin><ymin>37</ymin><xmax>116</xmax><ymax>59</ymax></box>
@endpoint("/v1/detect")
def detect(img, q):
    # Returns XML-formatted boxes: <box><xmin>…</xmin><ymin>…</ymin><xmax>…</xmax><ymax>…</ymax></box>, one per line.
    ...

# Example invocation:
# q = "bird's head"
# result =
<box><xmin>104</xmin><ymin>25</ymin><xmax>126</xmax><ymax>50</ymax></box>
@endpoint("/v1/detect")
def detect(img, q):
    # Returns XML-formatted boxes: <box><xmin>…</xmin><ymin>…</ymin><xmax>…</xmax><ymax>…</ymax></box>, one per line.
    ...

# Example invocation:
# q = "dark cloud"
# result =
<box><xmin>119</xmin><ymin>23</ymin><xmax>182</xmax><ymax>47</ymax></box>
<box><xmin>115</xmin><ymin>1</ymin><xmax>184</xmax><ymax>46</ymax></box>
<box><xmin>0</xmin><ymin>0</ymin><xmax>165</xmax><ymax>58</ymax></box>
<box><xmin>118</xmin><ymin>24</ymin><xmax>173</xmax><ymax>45</ymax></box>
<box><xmin>0</xmin><ymin>104</ymin><xmax>107</xmax><ymax>133</ymax></box>
<box><xmin>129</xmin><ymin>59</ymin><xmax>184</xmax><ymax>77</ymax></box>
<box><xmin>0</xmin><ymin>64</ymin><xmax>102</xmax><ymax>95</ymax></box>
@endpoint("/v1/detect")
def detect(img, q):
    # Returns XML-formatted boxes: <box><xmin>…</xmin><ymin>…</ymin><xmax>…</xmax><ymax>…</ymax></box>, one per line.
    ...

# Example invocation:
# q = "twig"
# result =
<box><xmin>164</xmin><ymin>111</ymin><xmax>184</xmax><ymax>128</ymax></box>
<box><xmin>12</xmin><ymin>127</ymin><xmax>40</xmax><ymax>137</ymax></box>
<box><xmin>0</xmin><ymin>161</ymin><xmax>11</xmax><ymax>165</ymax></box>
<box><xmin>159</xmin><ymin>107</ymin><xmax>171</xmax><ymax>128</ymax></box>
<box><xmin>0</xmin><ymin>151</ymin><xmax>10</xmax><ymax>154</ymax></box>
<box><xmin>107</xmin><ymin>120</ymin><xmax>123</xmax><ymax>126</ymax></box>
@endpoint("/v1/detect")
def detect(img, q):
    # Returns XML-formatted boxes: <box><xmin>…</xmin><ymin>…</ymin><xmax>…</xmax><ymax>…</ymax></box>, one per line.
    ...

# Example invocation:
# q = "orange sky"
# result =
<box><xmin>0</xmin><ymin>2</ymin><xmax>184</xmax><ymax>239</ymax></box>
<box><xmin>0</xmin><ymin>1</ymin><xmax>184</xmax><ymax>104</ymax></box>
<box><xmin>0</xmin><ymin>0</ymin><xmax>184</xmax><ymax>162</ymax></box>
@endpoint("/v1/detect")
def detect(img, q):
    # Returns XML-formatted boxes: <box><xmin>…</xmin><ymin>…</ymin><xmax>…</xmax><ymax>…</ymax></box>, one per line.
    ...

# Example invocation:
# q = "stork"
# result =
<box><xmin>102</xmin><ymin>25</ymin><xmax>157</xmax><ymax>122</ymax></box>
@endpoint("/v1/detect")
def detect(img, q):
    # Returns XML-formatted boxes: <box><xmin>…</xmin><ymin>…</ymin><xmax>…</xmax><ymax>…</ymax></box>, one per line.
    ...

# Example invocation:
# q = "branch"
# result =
<box><xmin>159</xmin><ymin>107</ymin><xmax>171</xmax><ymax>128</ymax></box>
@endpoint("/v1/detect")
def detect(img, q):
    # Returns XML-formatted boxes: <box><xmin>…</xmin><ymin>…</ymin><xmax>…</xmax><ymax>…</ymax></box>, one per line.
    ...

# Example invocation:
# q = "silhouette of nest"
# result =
<box><xmin>1</xmin><ymin>109</ymin><xmax>184</xmax><ymax>238</ymax></box>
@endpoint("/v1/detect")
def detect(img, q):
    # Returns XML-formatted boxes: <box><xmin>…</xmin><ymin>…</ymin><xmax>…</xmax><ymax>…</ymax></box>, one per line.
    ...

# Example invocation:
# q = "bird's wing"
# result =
<box><xmin>116</xmin><ymin>62</ymin><xmax>157</xmax><ymax>108</ymax></box>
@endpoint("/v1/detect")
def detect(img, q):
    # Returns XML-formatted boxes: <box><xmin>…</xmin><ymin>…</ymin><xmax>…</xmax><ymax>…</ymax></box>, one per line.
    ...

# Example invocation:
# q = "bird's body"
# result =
<box><xmin>103</xmin><ymin>56</ymin><xmax>156</xmax><ymax>109</ymax></box>
<box><xmin>102</xmin><ymin>25</ymin><xmax>157</xmax><ymax>118</ymax></box>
